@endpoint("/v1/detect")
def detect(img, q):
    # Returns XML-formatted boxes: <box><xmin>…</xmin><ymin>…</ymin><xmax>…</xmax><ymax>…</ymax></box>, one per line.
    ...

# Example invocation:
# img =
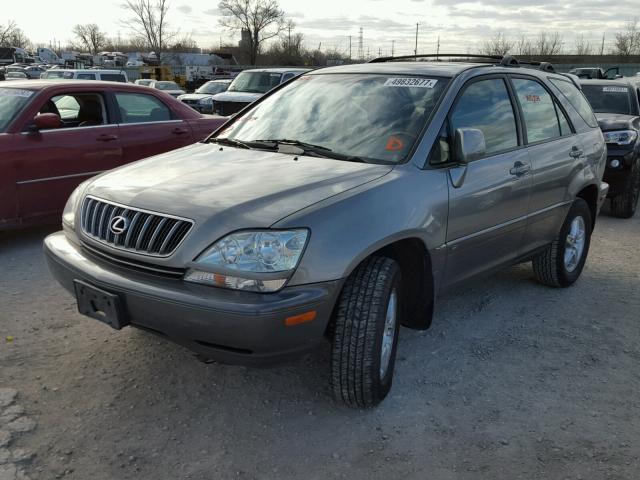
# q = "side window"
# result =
<box><xmin>76</xmin><ymin>73</ymin><xmax>96</xmax><ymax>80</ymax></box>
<box><xmin>282</xmin><ymin>73</ymin><xmax>295</xmax><ymax>82</ymax></box>
<box><xmin>428</xmin><ymin>122</ymin><xmax>451</xmax><ymax>165</ymax></box>
<box><xmin>102</xmin><ymin>74</ymin><xmax>126</xmax><ymax>83</ymax></box>
<box><xmin>549</xmin><ymin>78</ymin><xmax>598</xmax><ymax>128</ymax></box>
<box><xmin>556</xmin><ymin>102</ymin><xmax>572</xmax><ymax>136</ymax></box>
<box><xmin>450</xmin><ymin>78</ymin><xmax>518</xmax><ymax>157</ymax></box>
<box><xmin>115</xmin><ymin>93</ymin><xmax>172</xmax><ymax>124</ymax></box>
<box><xmin>512</xmin><ymin>78</ymin><xmax>561</xmax><ymax>143</ymax></box>
<box><xmin>39</xmin><ymin>93</ymin><xmax>106</xmax><ymax>128</ymax></box>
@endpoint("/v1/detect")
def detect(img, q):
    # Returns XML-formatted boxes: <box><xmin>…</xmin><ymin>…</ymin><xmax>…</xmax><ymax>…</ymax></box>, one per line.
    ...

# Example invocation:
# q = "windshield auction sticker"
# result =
<box><xmin>603</xmin><ymin>87</ymin><xmax>628</xmax><ymax>93</ymax></box>
<box><xmin>0</xmin><ymin>88</ymin><xmax>34</xmax><ymax>97</ymax></box>
<box><xmin>384</xmin><ymin>78</ymin><xmax>438</xmax><ymax>88</ymax></box>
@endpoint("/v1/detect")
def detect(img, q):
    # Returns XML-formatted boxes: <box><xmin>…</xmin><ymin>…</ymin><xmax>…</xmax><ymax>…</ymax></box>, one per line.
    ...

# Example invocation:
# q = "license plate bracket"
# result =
<box><xmin>73</xmin><ymin>280</ymin><xmax>127</xmax><ymax>330</ymax></box>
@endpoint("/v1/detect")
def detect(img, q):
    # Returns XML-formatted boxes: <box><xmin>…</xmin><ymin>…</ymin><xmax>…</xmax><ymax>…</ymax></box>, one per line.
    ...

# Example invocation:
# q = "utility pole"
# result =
<box><xmin>414</xmin><ymin>23</ymin><xmax>419</xmax><ymax>55</ymax></box>
<box><xmin>391</xmin><ymin>40</ymin><xmax>395</xmax><ymax>57</ymax></box>
<box><xmin>600</xmin><ymin>32</ymin><xmax>605</xmax><ymax>56</ymax></box>
<box><xmin>349</xmin><ymin>35</ymin><xmax>352</xmax><ymax>60</ymax></box>
<box><xmin>436</xmin><ymin>36</ymin><xmax>440</xmax><ymax>59</ymax></box>
<box><xmin>288</xmin><ymin>23</ymin><xmax>292</xmax><ymax>54</ymax></box>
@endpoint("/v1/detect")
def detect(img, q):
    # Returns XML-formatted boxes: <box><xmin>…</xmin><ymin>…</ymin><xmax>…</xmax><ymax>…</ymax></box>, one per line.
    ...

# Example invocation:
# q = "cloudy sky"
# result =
<box><xmin>3</xmin><ymin>0</ymin><xmax>631</xmax><ymax>56</ymax></box>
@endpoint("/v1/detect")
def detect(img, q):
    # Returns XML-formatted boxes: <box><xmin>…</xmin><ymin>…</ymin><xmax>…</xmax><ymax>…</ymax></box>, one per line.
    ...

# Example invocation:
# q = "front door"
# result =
<box><xmin>13</xmin><ymin>92</ymin><xmax>123</xmax><ymax>222</ymax></box>
<box><xmin>442</xmin><ymin>77</ymin><xmax>532</xmax><ymax>287</ymax></box>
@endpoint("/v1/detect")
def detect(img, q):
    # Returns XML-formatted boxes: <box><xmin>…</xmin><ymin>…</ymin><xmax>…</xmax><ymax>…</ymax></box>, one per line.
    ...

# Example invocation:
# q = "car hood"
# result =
<box><xmin>85</xmin><ymin>143</ymin><xmax>393</xmax><ymax>257</ymax></box>
<box><xmin>179</xmin><ymin>93</ymin><xmax>211</xmax><ymax>101</ymax></box>
<box><xmin>211</xmin><ymin>91</ymin><xmax>263</xmax><ymax>103</ymax></box>
<box><xmin>595</xmin><ymin>112</ymin><xmax>640</xmax><ymax>132</ymax></box>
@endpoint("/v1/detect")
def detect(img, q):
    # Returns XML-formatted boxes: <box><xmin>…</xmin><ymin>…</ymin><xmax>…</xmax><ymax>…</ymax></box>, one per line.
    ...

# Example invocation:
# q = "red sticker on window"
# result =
<box><xmin>385</xmin><ymin>136</ymin><xmax>405</xmax><ymax>151</ymax></box>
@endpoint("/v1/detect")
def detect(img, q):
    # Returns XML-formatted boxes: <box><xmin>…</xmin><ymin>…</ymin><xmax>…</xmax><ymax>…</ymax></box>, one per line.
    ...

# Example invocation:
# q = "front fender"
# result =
<box><xmin>273</xmin><ymin>165</ymin><xmax>449</xmax><ymax>287</ymax></box>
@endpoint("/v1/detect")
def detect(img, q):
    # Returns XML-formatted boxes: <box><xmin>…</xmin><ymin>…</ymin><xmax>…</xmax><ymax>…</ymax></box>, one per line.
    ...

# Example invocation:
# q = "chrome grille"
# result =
<box><xmin>80</xmin><ymin>197</ymin><xmax>193</xmax><ymax>257</ymax></box>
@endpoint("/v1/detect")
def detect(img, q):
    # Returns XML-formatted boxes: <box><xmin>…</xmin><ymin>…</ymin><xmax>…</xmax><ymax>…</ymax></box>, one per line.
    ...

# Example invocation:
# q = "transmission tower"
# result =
<box><xmin>357</xmin><ymin>27</ymin><xmax>364</xmax><ymax>61</ymax></box>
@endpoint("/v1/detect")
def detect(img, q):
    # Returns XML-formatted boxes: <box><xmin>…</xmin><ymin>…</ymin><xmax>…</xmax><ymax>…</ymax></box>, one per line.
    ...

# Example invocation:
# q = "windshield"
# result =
<box><xmin>196</xmin><ymin>82</ymin><xmax>228</xmax><ymax>94</ymax></box>
<box><xmin>155</xmin><ymin>81</ymin><xmax>180</xmax><ymax>90</ymax></box>
<box><xmin>42</xmin><ymin>70</ymin><xmax>73</xmax><ymax>79</ymax></box>
<box><xmin>582</xmin><ymin>85</ymin><xmax>632</xmax><ymax>114</ymax></box>
<box><xmin>217</xmin><ymin>73</ymin><xmax>449</xmax><ymax>164</ymax></box>
<box><xmin>227</xmin><ymin>71</ymin><xmax>282</xmax><ymax>94</ymax></box>
<box><xmin>0</xmin><ymin>87</ymin><xmax>34</xmax><ymax>132</ymax></box>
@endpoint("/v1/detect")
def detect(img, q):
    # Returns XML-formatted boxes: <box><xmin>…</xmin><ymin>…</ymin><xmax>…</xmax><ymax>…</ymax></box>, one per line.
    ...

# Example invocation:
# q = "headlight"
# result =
<box><xmin>184</xmin><ymin>229</ymin><xmax>309</xmax><ymax>292</ymax></box>
<box><xmin>199</xmin><ymin>97</ymin><xmax>214</xmax><ymax>104</ymax></box>
<box><xmin>62</xmin><ymin>186</ymin><xmax>81</xmax><ymax>228</ymax></box>
<box><xmin>603</xmin><ymin>130</ymin><xmax>638</xmax><ymax>146</ymax></box>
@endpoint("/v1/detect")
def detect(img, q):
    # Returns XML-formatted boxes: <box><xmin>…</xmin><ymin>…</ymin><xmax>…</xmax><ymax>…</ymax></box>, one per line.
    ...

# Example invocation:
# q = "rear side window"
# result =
<box><xmin>512</xmin><ymin>78</ymin><xmax>562</xmax><ymax>143</ymax></box>
<box><xmin>77</xmin><ymin>73</ymin><xmax>96</xmax><ymax>80</ymax></box>
<box><xmin>101</xmin><ymin>74</ymin><xmax>127</xmax><ymax>83</ymax></box>
<box><xmin>451</xmin><ymin>78</ymin><xmax>518</xmax><ymax>156</ymax></box>
<box><xmin>115</xmin><ymin>93</ymin><xmax>172</xmax><ymax>124</ymax></box>
<box><xmin>549</xmin><ymin>78</ymin><xmax>598</xmax><ymax>128</ymax></box>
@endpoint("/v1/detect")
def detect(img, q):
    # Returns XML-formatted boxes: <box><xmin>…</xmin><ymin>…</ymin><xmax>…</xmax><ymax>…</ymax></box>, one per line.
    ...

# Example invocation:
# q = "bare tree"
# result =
<box><xmin>534</xmin><ymin>31</ymin><xmax>563</xmax><ymax>55</ymax></box>
<box><xmin>613</xmin><ymin>19</ymin><xmax>640</xmax><ymax>56</ymax></box>
<box><xmin>514</xmin><ymin>35</ymin><xmax>534</xmax><ymax>57</ymax></box>
<box><xmin>574</xmin><ymin>34</ymin><xmax>592</xmax><ymax>56</ymax></box>
<box><xmin>0</xmin><ymin>20</ymin><xmax>29</xmax><ymax>48</ymax></box>
<box><xmin>122</xmin><ymin>0</ymin><xmax>174</xmax><ymax>62</ymax></box>
<box><xmin>218</xmin><ymin>0</ymin><xmax>286</xmax><ymax>65</ymax></box>
<box><xmin>480</xmin><ymin>32</ymin><xmax>514</xmax><ymax>56</ymax></box>
<box><xmin>0</xmin><ymin>20</ymin><xmax>17</xmax><ymax>46</ymax></box>
<box><xmin>72</xmin><ymin>24</ymin><xmax>107</xmax><ymax>54</ymax></box>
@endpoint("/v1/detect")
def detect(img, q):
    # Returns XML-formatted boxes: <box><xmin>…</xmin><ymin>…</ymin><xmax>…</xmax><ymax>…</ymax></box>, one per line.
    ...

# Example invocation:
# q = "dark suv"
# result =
<box><xmin>45</xmin><ymin>55</ymin><xmax>608</xmax><ymax>408</ymax></box>
<box><xmin>580</xmin><ymin>79</ymin><xmax>640</xmax><ymax>217</ymax></box>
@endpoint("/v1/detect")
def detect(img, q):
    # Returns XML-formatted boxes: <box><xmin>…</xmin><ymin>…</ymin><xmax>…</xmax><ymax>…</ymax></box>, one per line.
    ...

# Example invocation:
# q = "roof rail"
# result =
<box><xmin>368</xmin><ymin>53</ymin><xmax>503</xmax><ymax>63</ymax></box>
<box><xmin>368</xmin><ymin>53</ymin><xmax>555</xmax><ymax>72</ymax></box>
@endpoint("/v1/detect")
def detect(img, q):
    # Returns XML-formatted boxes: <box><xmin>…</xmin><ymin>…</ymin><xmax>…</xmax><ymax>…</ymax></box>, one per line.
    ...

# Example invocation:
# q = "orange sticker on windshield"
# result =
<box><xmin>386</xmin><ymin>136</ymin><xmax>404</xmax><ymax>151</ymax></box>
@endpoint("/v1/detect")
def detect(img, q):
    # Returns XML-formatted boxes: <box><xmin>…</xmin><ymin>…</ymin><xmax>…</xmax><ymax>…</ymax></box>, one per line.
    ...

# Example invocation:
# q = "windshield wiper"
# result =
<box><xmin>251</xmin><ymin>139</ymin><xmax>369</xmax><ymax>163</ymax></box>
<box><xmin>207</xmin><ymin>137</ymin><xmax>252</xmax><ymax>149</ymax></box>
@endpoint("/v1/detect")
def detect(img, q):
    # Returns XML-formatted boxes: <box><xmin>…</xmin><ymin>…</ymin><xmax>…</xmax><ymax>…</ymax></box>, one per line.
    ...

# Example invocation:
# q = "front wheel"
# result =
<box><xmin>330</xmin><ymin>256</ymin><xmax>401</xmax><ymax>408</ymax></box>
<box><xmin>532</xmin><ymin>198</ymin><xmax>592</xmax><ymax>287</ymax></box>
<box><xmin>610</xmin><ymin>162</ymin><xmax>640</xmax><ymax>219</ymax></box>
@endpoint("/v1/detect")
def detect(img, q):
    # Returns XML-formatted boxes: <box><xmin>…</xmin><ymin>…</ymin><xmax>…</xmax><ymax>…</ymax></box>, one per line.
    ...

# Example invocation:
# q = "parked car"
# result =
<box><xmin>0</xmin><ymin>80</ymin><xmax>226</xmax><ymax>230</ymax></box>
<box><xmin>148</xmin><ymin>80</ymin><xmax>185</xmax><ymax>97</ymax></box>
<box><xmin>44</xmin><ymin>55</ymin><xmax>607</xmax><ymax>407</ymax></box>
<box><xmin>134</xmin><ymin>79</ymin><xmax>153</xmax><ymax>87</ymax></box>
<box><xmin>23</xmin><ymin>65</ymin><xmax>47</xmax><ymax>79</ymax></box>
<box><xmin>41</xmin><ymin>69</ymin><xmax>128</xmax><ymax>83</ymax></box>
<box><xmin>569</xmin><ymin>67</ymin><xmax>621</xmax><ymax>80</ymax></box>
<box><xmin>210</xmin><ymin>68</ymin><xmax>309</xmax><ymax>116</ymax></box>
<box><xmin>178</xmin><ymin>79</ymin><xmax>232</xmax><ymax>113</ymax></box>
<box><xmin>5</xmin><ymin>71</ymin><xmax>28</xmax><ymax>80</ymax></box>
<box><xmin>580</xmin><ymin>79</ymin><xmax>640</xmax><ymax>217</ymax></box>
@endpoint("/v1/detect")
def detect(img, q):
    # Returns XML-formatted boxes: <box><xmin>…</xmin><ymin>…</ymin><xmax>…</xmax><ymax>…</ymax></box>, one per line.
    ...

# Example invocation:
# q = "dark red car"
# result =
<box><xmin>0</xmin><ymin>80</ymin><xmax>226</xmax><ymax>230</ymax></box>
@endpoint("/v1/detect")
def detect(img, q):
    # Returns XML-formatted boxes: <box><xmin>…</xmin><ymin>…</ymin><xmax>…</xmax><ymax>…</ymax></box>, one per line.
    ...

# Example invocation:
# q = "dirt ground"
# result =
<box><xmin>1</xmin><ymin>208</ymin><xmax>639</xmax><ymax>480</ymax></box>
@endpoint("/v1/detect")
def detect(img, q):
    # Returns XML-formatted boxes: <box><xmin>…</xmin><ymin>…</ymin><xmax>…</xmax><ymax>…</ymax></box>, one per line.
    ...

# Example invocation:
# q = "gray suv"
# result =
<box><xmin>45</xmin><ymin>55</ymin><xmax>608</xmax><ymax>408</ymax></box>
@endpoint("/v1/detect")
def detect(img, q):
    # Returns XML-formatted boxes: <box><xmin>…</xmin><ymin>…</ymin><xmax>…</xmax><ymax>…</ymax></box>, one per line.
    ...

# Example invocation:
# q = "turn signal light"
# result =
<box><xmin>285</xmin><ymin>310</ymin><xmax>317</xmax><ymax>326</ymax></box>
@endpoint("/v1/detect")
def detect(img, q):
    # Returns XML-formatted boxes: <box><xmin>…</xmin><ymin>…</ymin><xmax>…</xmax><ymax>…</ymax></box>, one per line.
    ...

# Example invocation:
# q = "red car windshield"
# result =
<box><xmin>0</xmin><ymin>87</ymin><xmax>34</xmax><ymax>132</ymax></box>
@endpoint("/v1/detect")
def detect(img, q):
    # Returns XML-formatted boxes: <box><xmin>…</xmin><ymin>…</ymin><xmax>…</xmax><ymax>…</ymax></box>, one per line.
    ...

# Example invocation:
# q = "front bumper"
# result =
<box><xmin>603</xmin><ymin>148</ymin><xmax>637</xmax><ymax>197</ymax></box>
<box><xmin>44</xmin><ymin>231</ymin><xmax>341</xmax><ymax>365</ymax></box>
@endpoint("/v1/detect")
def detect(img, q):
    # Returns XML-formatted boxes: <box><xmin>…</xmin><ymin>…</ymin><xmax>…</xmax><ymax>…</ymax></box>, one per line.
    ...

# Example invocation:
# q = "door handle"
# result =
<box><xmin>509</xmin><ymin>161</ymin><xmax>531</xmax><ymax>177</ymax></box>
<box><xmin>172</xmin><ymin>127</ymin><xmax>189</xmax><ymax>135</ymax></box>
<box><xmin>97</xmin><ymin>134</ymin><xmax>118</xmax><ymax>142</ymax></box>
<box><xmin>570</xmin><ymin>146</ymin><xmax>583</xmax><ymax>158</ymax></box>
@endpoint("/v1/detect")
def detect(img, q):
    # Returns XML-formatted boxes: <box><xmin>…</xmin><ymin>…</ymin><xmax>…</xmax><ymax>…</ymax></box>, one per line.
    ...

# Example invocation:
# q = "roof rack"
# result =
<box><xmin>368</xmin><ymin>53</ymin><xmax>555</xmax><ymax>72</ymax></box>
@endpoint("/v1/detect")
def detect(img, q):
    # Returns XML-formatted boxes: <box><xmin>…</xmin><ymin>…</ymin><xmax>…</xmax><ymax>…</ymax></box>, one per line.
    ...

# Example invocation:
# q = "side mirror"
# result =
<box><xmin>30</xmin><ymin>113</ymin><xmax>63</xmax><ymax>131</ymax></box>
<box><xmin>454</xmin><ymin>128</ymin><xmax>486</xmax><ymax>163</ymax></box>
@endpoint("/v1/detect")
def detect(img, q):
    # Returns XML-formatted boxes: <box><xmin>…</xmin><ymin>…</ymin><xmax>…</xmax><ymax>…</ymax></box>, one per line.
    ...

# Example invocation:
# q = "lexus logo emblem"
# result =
<box><xmin>109</xmin><ymin>216</ymin><xmax>129</xmax><ymax>235</ymax></box>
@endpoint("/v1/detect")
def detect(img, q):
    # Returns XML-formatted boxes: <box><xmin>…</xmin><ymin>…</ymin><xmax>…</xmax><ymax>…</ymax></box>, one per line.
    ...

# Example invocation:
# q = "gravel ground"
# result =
<box><xmin>1</xmin><ymin>208</ymin><xmax>639</xmax><ymax>480</ymax></box>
